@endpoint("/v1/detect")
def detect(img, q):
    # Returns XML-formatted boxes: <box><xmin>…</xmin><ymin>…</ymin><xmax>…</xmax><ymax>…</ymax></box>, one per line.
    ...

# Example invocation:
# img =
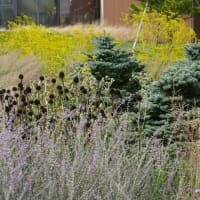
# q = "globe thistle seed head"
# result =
<box><xmin>64</xmin><ymin>88</ymin><xmax>69</xmax><ymax>93</ymax></box>
<box><xmin>58</xmin><ymin>90</ymin><xmax>63</xmax><ymax>95</ymax></box>
<box><xmin>49</xmin><ymin>94</ymin><xmax>55</xmax><ymax>99</ymax></box>
<box><xmin>28</xmin><ymin>111</ymin><xmax>34</xmax><ymax>116</ymax></box>
<box><xmin>34</xmin><ymin>99</ymin><xmax>40</xmax><ymax>106</ymax></box>
<box><xmin>80</xmin><ymin>86</ymin><xmax>87</xmax><ymax>94</ymax></box>
<box><xmin>51</xmin><ymin>78</ymin><xmax>56</xmax><ymax>84</ymax></box>
<box><xmin>14</xmin><ymin>93</ymin><xmax>19</xmax><ymax>98</ymax></box>
<box><xmin>58</xmin><ymin>71</ymin><xmax>65</xmax><ymax>79</ymax></box>
<box><xmin>39</xmin><ymin>76</ymin><xmax>45</xmax><ymax>81</ymax></box>
<box><xmin>25</xmin><ymin>87</ymin><xmax>32</xmax><ymax>94</ymax></box>
<box><xmin>56</xmin><ymin>85</ymin><xmax>62</xmax><ymax>91</ymax></box>
<box><xmin>21</xmin><ymin>95</ymin><xmax>26</xmax><ymax>102</ymax></box>
<box><xmin>41</xmin><ymin>107</ymin><xmax>47</xmax><ymax>114</ymax></box>
<box><xmin>23</xmin><ymin>102</ymin><xmax>28</xmax><ymax>107</ymax></box>
<box><xmin>35</xmin><ymin>85</ymin><xmax>41</xmax><ymax>91</ymax></box>
<box><xmin>29</xmin><ymin>100</ymin><xmax>34</xmax><ymax>105</ymax></box>
<box><xmin>73</xmin><ymin>76</ymin><xmax>79</xmax><ymax>84</ymax></box>
<box><xmin>12</xmin><ymin>100</ymin><xmax>17</xmax><ymax>106</ymax></box>
<box><xmin>17</xmin><ymin>109</ymin><xmax>22</xmax><ymax>114</ymax></box>
<box><xmin>48</xmin><ymin>99</ymin><xmax>54</xmax><ymax>105</ymax></box>
<box><xmin>12</xmin><ymin>87</ymin><xmax>18</xmax><ymax>92</ymax></box>
<box><xmin>5</xmin><ymin>106</ymin><xmax>10</xmax><ymax>113</ymax></box>
<box><xmin>18</xmin><ymin>83</ymin><xmax>23</xmax><ymax>91</ymax></box>
<box><xmin>70</xmin><ymin>105</ymin><xmax>76</xmax><ymax>110</ymax></box>
<box><xmin>18</xmin><ymin>74</ymin><xmax>24</xmax><ymax>80</ymax></box>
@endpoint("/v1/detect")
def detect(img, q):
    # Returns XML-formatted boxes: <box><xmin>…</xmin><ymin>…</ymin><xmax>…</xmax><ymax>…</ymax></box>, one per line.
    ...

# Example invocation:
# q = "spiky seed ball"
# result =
<box><xmin>18</xmin><ymin>83</ymin><xmax>23</xmax><ymax>91</ymax></box>
<box><xmin>15</xmin><ymin>93</ymin><xmax>19</xmax><ymax>98</ymax></box>
<box><xmin>65</xmin><ymin>96</ymin><xmax>69</xmax><ymax>101</ymax></box>
<box><xmin>12</xmin><ymin>87</ymin><xmax>18</xmax><ymax>92</ymax></box>
<box><xmin>34</xmin><ymin>99</ymin><xmax>40</xmax><ymax>106</ymax></box>
<box><xmin>12</xmin><ymin>101</ymin><xmax>17</xmax><ymax>106</ymax></box>
<box><xmin>41</xmin><ymin>107</ymin><xmax>47</xmax><ymax>114</ymax></box>
<box><xmin>56</xmin><ymin>85</ymin><xmax>62</xmax><ymax>91</ymax></box>
<box><xmin>21</xmin><ymin>95</ymin><xmax>26</xmax><ymax>102</ymax></box>
<box><xmin>23</xmin><ymin>102</ymin><xmax>28</xmax><ymax>106</ymax></box>
<box><xmin>28</xmin><ymin>111</ymin><xmax>33</xmax><ymax>116</ymax></box>
<box><xmin>70</xmin><ymin>105</ymin><xmax>76</xmax><ymax>110</ymax></box>
<box><xmin>35</xmin><ymin>85</ymin><xmax>41</xmax><ymax>91</ymax></box>
<box><xmin>4</xmin><ymin>95</ymin><xmax>9</xmax><ymax>100</ymax></box>
<box><xmin>80</xmin><ymin>86</ymin><xmax>87</xmax><ymax>94</ymax></box>
<box><xmin>25</xmin><ymin>87</ymin><xmax>32</xmax><ymax>94</ymax></box>
<box><xmin>51</xmin><ymin>78</ymin><xmax>56</xmax><ymax>84</ymax></box>
<box><xmin>48</xmin><ymin>100</ymin><xmax>54</xmax><ymax>105</ymax></box>
<box><xmin>85</xmin><ymin>122</ymin><xmax>91</xmax><ymax>128</ymax></box>
<box><xmin>58</xmin><ymin>71</ymin><xmax>65</xmax><ymax>79</ymax></box>
<box><xmin>49</xmin><ymin>94</ymin><xmax>55</xmax><ymax>99</ymax></box>
<box><xmin>5</xmin><ymin>106</ymin><xmax>10</xmax><ymax>113</ymax></box>
<box><xmin>73</xmin><ymin>76</ymin><xmax>79</xmax><ymax>84</ymax></box>
<box><xmin>29</xmin><ymin>100</ymin><xmax>34</xmax><ymax>105</ymax></box>
<box><xmin>39</xmin><ymin>76</ymin><xmax>45</xmax><ymax>81</ymax></box>
<box><xmin>17</xmin><ymin>109</ymin><xmax>22</xmax><ymax>114</ymax></box>
<box><xmin>18</xmin><ymin>74</ymin><xmax>24</xmax><ymax>80</ymax></box>
<box><xmin>64</xmin><ymin>88</ymin><xmax>69</xmax><ymax>93</ymax></box>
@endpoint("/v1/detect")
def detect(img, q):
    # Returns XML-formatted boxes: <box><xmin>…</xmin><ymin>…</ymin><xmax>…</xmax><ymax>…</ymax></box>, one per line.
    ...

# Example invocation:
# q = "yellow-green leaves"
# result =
<box><xmin>0</xmin><ymin>25</ymin><xmax>96</xmax><ymax>75</ymax></box>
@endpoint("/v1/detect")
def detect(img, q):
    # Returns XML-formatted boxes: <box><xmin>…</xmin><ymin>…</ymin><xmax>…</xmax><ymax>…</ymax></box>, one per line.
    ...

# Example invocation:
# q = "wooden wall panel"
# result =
<box><xmin>103</xmin><ymin>0</ymin><xmax>139</xmax><ymax>25</ymax></box>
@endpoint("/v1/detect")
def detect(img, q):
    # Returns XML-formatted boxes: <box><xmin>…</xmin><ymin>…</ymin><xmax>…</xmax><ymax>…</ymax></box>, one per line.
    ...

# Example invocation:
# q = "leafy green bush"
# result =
<box><xmin>8</xmin><ymin>14</ymin><xmax>35</xmax><ymax>29</ymax></box>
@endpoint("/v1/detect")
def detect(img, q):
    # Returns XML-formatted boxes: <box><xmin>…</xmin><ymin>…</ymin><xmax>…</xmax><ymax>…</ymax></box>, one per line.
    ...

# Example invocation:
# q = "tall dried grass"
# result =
<box><xmin>0</xmin><ymin>51</ymin><xmax>42</xmax><ymax>88</ymax></box>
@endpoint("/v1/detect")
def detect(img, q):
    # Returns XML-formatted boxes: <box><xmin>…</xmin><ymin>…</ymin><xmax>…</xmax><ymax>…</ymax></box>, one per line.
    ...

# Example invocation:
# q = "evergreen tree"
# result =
<box><xmin>85</xmin><ymin>36</ymin><xmax>144</xmax><ymax>94</ymax></box>
<box><xmin>146</xmin><ymin>43</ymin><xmax>200</xmax><ymax>143</ymax></box>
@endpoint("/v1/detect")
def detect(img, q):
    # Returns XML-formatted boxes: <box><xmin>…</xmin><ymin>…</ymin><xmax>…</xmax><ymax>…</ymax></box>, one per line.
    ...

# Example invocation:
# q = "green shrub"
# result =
<box><xmin>145</xmin><ymin>43</ymin><xmax>200</xmax><ymax>143</ymax></box>
<box><xmin>83</xmin><ymin>35</ymin><xmax>144</xmax><ymax>93</ymax></box>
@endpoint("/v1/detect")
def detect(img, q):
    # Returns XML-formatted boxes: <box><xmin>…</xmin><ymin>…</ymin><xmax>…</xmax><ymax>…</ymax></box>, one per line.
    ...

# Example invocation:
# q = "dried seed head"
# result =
<box><xmin>73</xmin><ymin>76</ymin><xmax>79</xmax><ymax>84</ymax></box>
<box><xmin>19</xmin><ymin>74</ymin><xmax>24</xmax><ymax>80</ymax></box>
<box><xmin>29</xmin><ymin>100</ymin><xmax>34</xmax><ymax>105</ymax></box>
<box><xmin>28</xmin><ymin>111</ymin><xmax>34</xmax><ymax>116</ymax></box>
<box><xmin>39</xmin><ymin>76</ymin><xmax>45</xmax><ymax>81</ymax></box>
<box><xmin>48</xmin><ymin>99</ymin><xmax>54</xmax><ymax>105</ymax></box>
<box><xmin>12</xmin><ymin>100</ymin><xmax>17</xmax><ymax>106</ymax></box>
<box><xmin>56</xmin><ymin>85</ymin><xmax>62</xmax><ymax>91</ymax></box>
<box><xmin>25</xmin><ymin>87</ymin><xmax>32</xmax><ymax>94</ymax></box>
<box><xmin>49</xmin><ymin>94</ymin><xmax>55</xmax><ymax>99</ymax></box>
<box><xmin>12</xmin><ymin>87</ymin><xmax>18</xmax><ymax>92</ymax></box>
<box><xmin>35</xmin><ymin>85</ymin><xmax>41</xmax><ymax>91</ymax></box>
<box><xmin>17</xmin><ymin>109</ymin><xmax>22</xmax><ymax>114</ymax></box>
<box><xmin>51</xmin><ymin>78</ymin><xmax>56</xmax><ymax>84</ymax></box>
<box><xmin>34</xmin><ymin>99</ymin><xmax>40</xmax><ymax>106</ymax></box>
<box><xmin>80</xmin><ymin>86</ymin><xmax>87</xmax><ymax>94</ymax></box>
<box><xmin>14</xmin><ymin>93</ymin><xmax>19</xmax><ymax>98</ymax></box>
<box><xmin>64</xmin><ymin>88</ymin><xmax>69</xmax><ymax>93</ymax></box>
<box><xmin>18</xmin><ymin>83</ymin><xmax>23</xmax><ymax>91</ymax></box>
<box><xmin>58</xmin><ymin>71</ymin><xmax>65</xmax><ymax>79</ymax></box>
<box><xmin>58</xmin><ymin>90</ymin><xmax>63</xmax><ymax>95</ymax></box>
<box><xmin>5</xmin><ymin>106</ymin><xmax>10</xmax><ymax>113</ymax></box>
<box><xmin>85</xmin><ymin>122</ymin><xmax>91</xmax><ymax>128</ymax></box>
<box><xmin>41</xmin><ymin>107</ymin><xmax>47</xmax><ymax>114</ymax></box>
<box><xmin>70</xmin><ymin>105</ymin><xmax>76</xmax><ymax>110</ymax></box>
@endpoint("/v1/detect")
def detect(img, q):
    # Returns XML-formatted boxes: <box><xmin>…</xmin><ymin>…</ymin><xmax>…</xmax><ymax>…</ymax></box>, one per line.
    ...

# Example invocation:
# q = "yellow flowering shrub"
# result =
<box><xmin>0</xmin><ymin>25</ymin><xmax>99</xmax><ymax>75</ymax></box>
<box><xmin>126</xmin><ymin>9</ymin><xmax>196</xmax><ymax>78</ymax></box>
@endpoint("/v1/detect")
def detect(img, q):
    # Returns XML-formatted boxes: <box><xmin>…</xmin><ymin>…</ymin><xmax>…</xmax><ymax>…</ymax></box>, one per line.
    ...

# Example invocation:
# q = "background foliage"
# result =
<box><xmin>124</xmin><ymin>9</ymin><xmax>196</xmax><ymax>78</ymax></box>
